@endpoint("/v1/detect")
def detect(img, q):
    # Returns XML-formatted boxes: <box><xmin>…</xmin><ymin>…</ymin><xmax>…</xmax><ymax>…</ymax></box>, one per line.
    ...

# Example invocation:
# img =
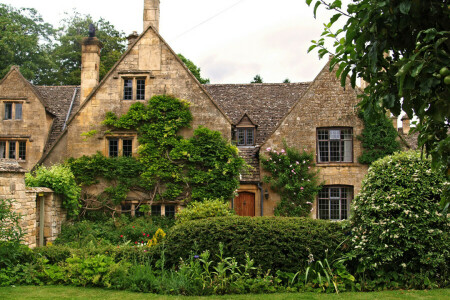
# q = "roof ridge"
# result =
<box><xmin>204</xmin><ymin>82</ymin><xmax>311</xmax><ymax>86</ymax></box>
<box><xmin>35</xmin><ymin>85</ymin><xmax>81</xmax><ymax>88</ymax></box>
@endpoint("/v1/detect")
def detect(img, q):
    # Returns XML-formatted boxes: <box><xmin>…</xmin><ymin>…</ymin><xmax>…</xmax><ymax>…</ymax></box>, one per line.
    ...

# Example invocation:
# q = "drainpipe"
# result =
<box><xmin>258</xmin><ymin>183</ymin><xmax>264</xmax><ymax>216</ymax></box>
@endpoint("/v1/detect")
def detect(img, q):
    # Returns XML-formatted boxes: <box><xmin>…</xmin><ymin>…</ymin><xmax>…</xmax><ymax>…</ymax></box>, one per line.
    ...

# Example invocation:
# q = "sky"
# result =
<box><xmin>2</xmin><ymin>0</ymin><xmax>346</xmax><ymax>84</ymax></box>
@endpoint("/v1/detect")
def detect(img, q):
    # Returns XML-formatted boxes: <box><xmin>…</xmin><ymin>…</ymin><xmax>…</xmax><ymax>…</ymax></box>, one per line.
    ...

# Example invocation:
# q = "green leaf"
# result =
<box><xmin>313</xmin><ymin>1</ymin><xmax>321</xmax><ymax>18</ymax></box>
<box><xmin>399</xmin><ymin>1</ymin><xmax>411</xmax><ymax>14</ymax></box>
<box><xmin>306</xmin><ymin>0</ymin><xmax>313</xmax><ymax>6</ymax></box>
<box><xmin>330</xmin><ymin>13</ymin><xmax>342</xmax><ymax>25</ymax></box>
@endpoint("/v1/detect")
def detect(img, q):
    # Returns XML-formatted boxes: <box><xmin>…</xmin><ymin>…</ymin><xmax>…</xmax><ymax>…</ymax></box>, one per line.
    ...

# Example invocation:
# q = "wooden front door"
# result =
<box><xmin>234</xmin><ymin>192</ymin><xmax>255</xmax><ymax>216</ymax></box>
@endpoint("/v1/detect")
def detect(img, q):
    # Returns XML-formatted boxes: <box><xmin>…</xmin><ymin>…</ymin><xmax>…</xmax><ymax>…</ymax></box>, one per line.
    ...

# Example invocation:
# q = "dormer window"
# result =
<box><xmin>237</xmin><ymin>128</ymin><xmax>254</xmax><ymax>146</ymax></box>
<box><xmin>236</xmin><ymin>113</ymin><xmax>257</xmax><ymax>146</ymax></box>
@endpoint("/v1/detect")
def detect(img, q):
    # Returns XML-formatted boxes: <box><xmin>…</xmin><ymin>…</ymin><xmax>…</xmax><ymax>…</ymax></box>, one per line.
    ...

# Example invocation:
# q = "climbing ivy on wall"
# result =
<box><xmin>357</xmin><ymin>111</ymin><xmax>401</xmax><ymax>164</ymax></box>
<box><xmin>261</xmin><ymin>144</ymin><xmax>323</xmax><ymax>217</ymax></box>
<box><xmin>68</xmin><ymin>95</ymin><xmax>245</xmax><ymax>213</ymax></box>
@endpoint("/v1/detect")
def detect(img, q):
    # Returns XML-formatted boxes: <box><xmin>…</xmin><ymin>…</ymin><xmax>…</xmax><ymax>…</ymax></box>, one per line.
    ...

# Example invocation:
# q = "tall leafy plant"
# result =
<box><xmin>26</xmin><ymin>164</ymin><xmax>81</xmax><ymax>218</ymax></box>
<box><xmin>261</xmin><ymin>145</ymin><xmax>322</xmax><ymax>217</ymax></box>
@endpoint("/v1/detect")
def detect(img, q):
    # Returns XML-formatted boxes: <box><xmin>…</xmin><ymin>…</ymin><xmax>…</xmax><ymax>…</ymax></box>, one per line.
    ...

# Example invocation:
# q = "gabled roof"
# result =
<box><xmin>203</xmin><ymin>82</ymin><xmax>310</xmax><ymax>146</ymax></box>
<box><xmin>39</xmin><ymin>24</ymin><xmax>233</xmax><ymax>162</ymax></box>
<box><xmin>34</xmin><ymin>86</ymin><xmax>80</xmax><ymax>152</ymax></box>
<box><xmin>0</xmin><ymin>66</ymin><xmax>56</xmax><ymax>117</ymax></box>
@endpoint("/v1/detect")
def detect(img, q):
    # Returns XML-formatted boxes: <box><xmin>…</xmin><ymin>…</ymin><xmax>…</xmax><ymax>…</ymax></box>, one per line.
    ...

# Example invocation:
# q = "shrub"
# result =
<box><xmin>55</xmin><ymin>216</ymin><xmax>175</xmax><ymax>247</ymax></box>
<box><xmin>164</xmin><ymin>216</ymin><xmax>349</xmax><ymax>273</ymax></box>
<box><xmin>351</xmin><ymin>151</ymin><xmax>449</xmax><ymax>284</ymax></box>
<box><xmin>175</xmin><ymin>198</ymin><xmax>235</xmax><ymax>224</ymax></box>
<box><xmin>357</xmin><ymin>111</ymin><xmax>400</xmax><ymax>164</ymax></box>
<box><xmin>0</xmin><ymin>198</ymin><xmax>23</xmax><ymax>242</ymax></box>
<box><xmin>25</xmin><ymin>164</ymin><xmax>81</xmax><ymax>218</ymax></box>
<box><xmin>260</xmin><ymin>145</ymin><xmax>322</xmax><ymax>217</ymax></box>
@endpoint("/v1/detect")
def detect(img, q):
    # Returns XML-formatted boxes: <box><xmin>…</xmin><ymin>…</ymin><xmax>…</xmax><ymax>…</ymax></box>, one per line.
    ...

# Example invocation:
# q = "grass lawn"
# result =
<box><xmin>0</xmin><ymin>286</ymin><xmax>449</xmax><ymax>300</ymax></box>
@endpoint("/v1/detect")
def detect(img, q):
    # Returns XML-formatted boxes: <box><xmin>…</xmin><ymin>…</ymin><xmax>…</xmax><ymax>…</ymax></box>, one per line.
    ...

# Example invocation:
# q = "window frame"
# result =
<box><xmin>0</xmin><ymin>140</ymin><xmax>26</xmax><ymax>161</ymax></box>
<box><xmin>122</xmin><ymin>77</ymin><xmax>146</xmax><ymax>101</ymax></box>
<box><xmin>4</xmin><ymin>102</ymin><xmax>13</xmax><ymax>120</ymax></box>
<box><xmin>316</xmin><ymin>127</ymin><xmax>353</xmax><ymax>163</ymax></box>
<box><xmin>317</xmin><ymin>185</ymin><xmax>353</xmax><ymax>221</ymax></box>
<box><xmin>107</xmin><ymin>137</ymin><xmax>134</xmax><ymax>157</ymax></box>
<box><xmin>237</xmin><ymin>127</ymin><xmax>255</xmax><ymax>146</ymax></box>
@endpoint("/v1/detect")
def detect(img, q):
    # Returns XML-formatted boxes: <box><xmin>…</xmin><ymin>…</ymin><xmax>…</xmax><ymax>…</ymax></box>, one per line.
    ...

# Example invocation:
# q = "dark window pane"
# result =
<box><xmin>317</xmin><ymin>186</ymin><xmax>352</xmax><ymax>220</ymax></box>
<box><xmin>123</xmin><ymin>139</ymin><xmax>132</xmax><ymax>157</ymax></box>
<box><xmin>15</xmin><ymin>103</ymin><xmax>22</xmax><ymax>120</ymax></box>
<box><xmin>18</xmin><ymin>141</ymin><xmax>26</xmax><ymax>160</ymax></box>
<box><xmin>136</xmin><ymin>79</ymin><xmax>145</xmax><ymax>100</ymax></box>
<box><xmin>4</xmin><ymin>103</ymin><xmax>12</xmax><ymax>120</ymax></box>
<box><xmin>318</xmin><ymin>141</ymin><xmax>329</xmax><ymax>162</ymax></box>
<box><xmin>246</xmin><ymin>129</ymin><xmax>254</xmax><ymax>145</ymax></box>
<box><xmin>135</xmin><ymin>205</ymin><xmax>145</xmax><ymax>217</ymax></box>
<box><xmin>9</xmin><ymin>141</ymin><xmax>16</xmax><ymax>159</ymax></box>
<box><xmin>0</xmin><ymin>141</ymin><xmax>5</xmax><ymax>158</ymax></box>
<box><xmin>123</xmin><ymin>79</ymin><xmax>133</xmax><ymax>100</ymax></box>
<box><xmin>151</xmin><ymin>205</ymin><xmax>161</xmax><ymax>216</ymax></box>
<box><xmin>237</xmin><ymin>129</ymin><xmax>245</xmax><ymax>145</ymax></box>
<box><xmin>121</xmin><ymin>204</ymin><xmax>132</xmax><ymax>215</ymax></box>
<box><xmin>165</xmin><ymin>205</ymin><xmax>175</xmax><ymax>218</ymax></box>
<box><xmin>109</xmin><ymin>139</ymin><xmax>118</xmax><ymax>157</ymax></box>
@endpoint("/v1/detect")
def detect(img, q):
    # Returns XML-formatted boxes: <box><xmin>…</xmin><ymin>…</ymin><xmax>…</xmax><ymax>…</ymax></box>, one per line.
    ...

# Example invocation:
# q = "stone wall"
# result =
<box><xmin>43</xmin><ymin>26</ymin><xmax>231</xmax><ymax>166</ymax></box>
<box><xmin>261</xmin><ymin>62</ymin><xmax>369</xmax><ymax>217</ymax></box>
<box><xmin>0</xmin><ymin>161</ymin><xmax>66</xmax><ymax>247</ymax></box>
<box><xmin>0</xmin><ymin>68</ymin><xmax>52</xmax><ymax>171</ymax></box>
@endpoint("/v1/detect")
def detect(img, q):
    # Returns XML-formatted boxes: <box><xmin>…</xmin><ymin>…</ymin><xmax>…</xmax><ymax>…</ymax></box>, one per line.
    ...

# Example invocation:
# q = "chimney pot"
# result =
<box><xmin>127</xmin><ymin>31</ymin><xmax>139</xmax><ymax>49</ymax></box>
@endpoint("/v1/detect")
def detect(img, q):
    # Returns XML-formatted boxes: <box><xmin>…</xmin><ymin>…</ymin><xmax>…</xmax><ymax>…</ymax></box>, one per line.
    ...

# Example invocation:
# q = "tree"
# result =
<box><xmin>251</xmin><ymin>74</ymin><xmax>263</xmax><ymax>83</ymax></box>
<box><xmin>0</xmin><ymin>4</ymin><xmax>55</xmax><ymax>85</ymax></box>
<box><xmin>357</xmin><ymin>112</ymin><xmax>400</xmax><ymax>164</ymax></box>
<box><xmin>283</xmin><ymin>78</ymin><xmax>291</xmax><ymax>83</ymax></box>
<box><xmin>177</xmin><ymin>54</ymin><xmax>210</xmax><ymax>84</ymax></box>
<box><xmin>306</xmin><ymin>0</ymin><xmax>449</xmax><ymax>176</ymax></box>
<box><xmin>350</xmin><ymin>151</ymin><xmax>448</xmax><ymax>286</ymax></box>
<box><xmin>52</xmin><ymin>11</ymin><xmax>126</xmax><ymax>85</ymax></box>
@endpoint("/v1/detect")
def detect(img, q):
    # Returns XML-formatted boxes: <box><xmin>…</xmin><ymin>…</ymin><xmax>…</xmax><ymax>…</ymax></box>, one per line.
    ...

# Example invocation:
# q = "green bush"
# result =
<box><xmin>25</xmin><ymin>164</ymin><xmax>81</xmax><ymax>218</ymax></box>
<box><xmin>175</xmin><ymin>198</ymin><xmax>235</xmax><ymax>224</ymax></box>
<box><xmin>55</xmin><ymin>216</ymin><xmax>175</xmax><ymax>247</ymax></box>
<box><xmin>0</xmin><ymin>198</ymin><xmax>23</xmax><ymax>242</ymax></box>
<box><xmin>164</xmin><ymin>216</ymin><xmax>349</xmax><ymax>273</ymax></box>
<box><xmin>351</xmin><ymin>151</ymin><xmax>449</xmax><ymax>284</ymax></box>
<box><xmin>260</xmin><ymin>145</ymin><xmax>322</xmax><ymax>217</ymax></box>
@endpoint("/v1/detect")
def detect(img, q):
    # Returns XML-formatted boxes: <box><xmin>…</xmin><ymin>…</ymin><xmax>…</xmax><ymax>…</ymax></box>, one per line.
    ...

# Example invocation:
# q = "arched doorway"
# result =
<box><xmin>234</xmin><ymin>192</ymin><xmax>255</xmax><ymax>216</ymax></box>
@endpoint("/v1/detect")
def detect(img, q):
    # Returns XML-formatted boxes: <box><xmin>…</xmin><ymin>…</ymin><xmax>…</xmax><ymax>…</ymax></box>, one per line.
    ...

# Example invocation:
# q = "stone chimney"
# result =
<box><xmin>401</xmin><ymin>116</ymin><xmax>410</xmax><ymax>135</ymax></box>
<box><xmin>127</xmin><ymin>31</ymin><xmax>139</xmax><ymax>49</ymax></box>
<box><xmin>81</xmin><ymin>37</ymin><xmax>103</xmax><ymax>102</ymax></box>
<box><xmin>144</xmin><ymin>0</ymin><xmax>160</xmax><ymax>32</ymax></box>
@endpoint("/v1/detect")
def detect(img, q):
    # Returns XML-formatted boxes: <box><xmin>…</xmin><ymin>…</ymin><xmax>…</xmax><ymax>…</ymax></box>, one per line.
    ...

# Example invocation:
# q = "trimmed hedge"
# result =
<box><xmin>164</xmin><ymin>216</ymin><xmax>349</xmax><ymax>272</ymax></box>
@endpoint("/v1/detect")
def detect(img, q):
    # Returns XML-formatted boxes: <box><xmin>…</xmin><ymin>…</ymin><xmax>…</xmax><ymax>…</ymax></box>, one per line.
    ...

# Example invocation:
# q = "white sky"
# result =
<box><xmin>2</xmin><ymin>0</ymin><xmax>344</xmax><ymax>84</ymax></box>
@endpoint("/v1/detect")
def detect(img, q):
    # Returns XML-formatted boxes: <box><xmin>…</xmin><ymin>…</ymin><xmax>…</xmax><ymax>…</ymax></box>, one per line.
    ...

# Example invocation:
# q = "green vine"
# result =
<box><xmin>69</xmin><ymin>95</ymin><xmax>245</xmax><ymax>212</ymax></box>
<box><xmin>261</xmin><ymin>144</ymin><xmax>322</xmax><ymax>217</ymax></box>
<box><xmin>25</xmin><ymin>164</ymin><xmax>81</xmax><ymax>218</ymax></box>
<box><xmin>357</xmin><ymin>111</ymin><xmax>401</xmax><ymax>164</ymax></box>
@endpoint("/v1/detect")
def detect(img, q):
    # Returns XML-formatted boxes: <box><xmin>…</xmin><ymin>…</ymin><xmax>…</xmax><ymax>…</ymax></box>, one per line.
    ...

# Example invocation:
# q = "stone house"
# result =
<box><xmin>1</xmin><ymin>0</ymin><xmax>413</xmax><ymax>221</ymax></box>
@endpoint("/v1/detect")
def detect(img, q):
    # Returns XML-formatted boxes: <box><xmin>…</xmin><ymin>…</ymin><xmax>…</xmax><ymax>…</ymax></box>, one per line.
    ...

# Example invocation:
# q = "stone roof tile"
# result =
<box><xmin>34</xmin><ymin>86</ymin><xmax>80</xmax><ymax>152</ymax></box>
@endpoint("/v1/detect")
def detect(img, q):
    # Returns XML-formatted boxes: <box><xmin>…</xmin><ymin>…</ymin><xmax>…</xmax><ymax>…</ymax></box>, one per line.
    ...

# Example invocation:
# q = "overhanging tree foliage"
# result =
<box><xmin>177</xmin><ymin>54</ymin><xmax>210</xmax><ymax>84</ymax></box>
<box><xmin>52</xmin><ymin>11</ymin><xmax>127</xmax><ymax>85</ymax></box>
<box><xmin>0</xmin><ymin>4</ymin><xmax>55</xmax><ymax>84</ymax></box>
<box><xmin>306</xmin><ymin>0</ymin><xmax>449</xmax><ymax>176</ymax></box>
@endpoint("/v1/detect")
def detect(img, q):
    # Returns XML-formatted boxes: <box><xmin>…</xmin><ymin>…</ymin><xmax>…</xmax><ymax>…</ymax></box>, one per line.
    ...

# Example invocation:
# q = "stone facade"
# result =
<box><xmin>0</xmin><ymin>0</ymin><xmax>400</xmax><ymax>221</ymax></box>
<box><xmin>0</xmin><ymin>68</ymin><xmax>53</xmax><ymax>171</ymax></box>
<box><xmin>261</xmin><ymin>61</ymin><xmax>368</xmax><ymax>218</ymax></box>
<box><xmin>0</xmin><ymin>161</ymin><xmax>66</xmax><ymax>247</ymax></box>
